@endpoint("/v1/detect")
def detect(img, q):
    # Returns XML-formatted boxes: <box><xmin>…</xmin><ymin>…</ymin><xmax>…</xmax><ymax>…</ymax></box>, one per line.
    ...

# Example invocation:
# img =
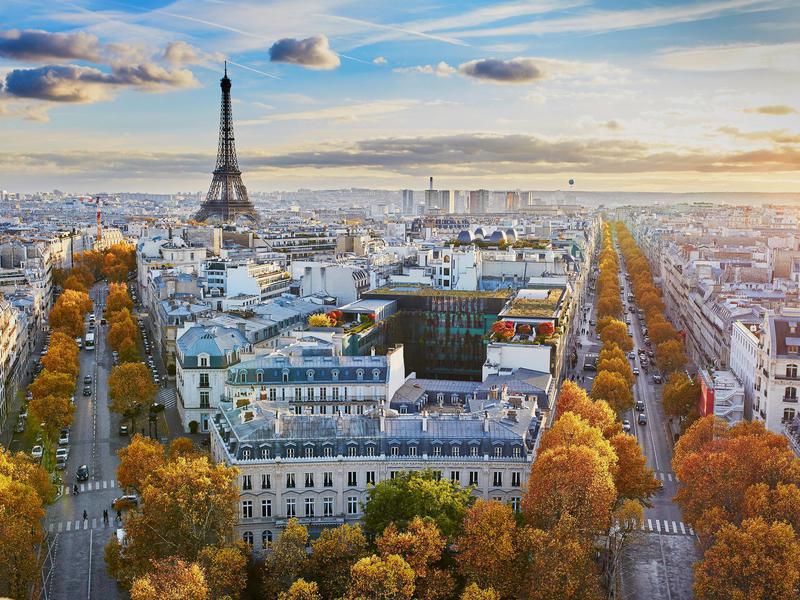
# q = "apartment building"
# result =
<box><xmin>755</xmin><ymin>308</ymin><xmax>800</xmax><ymax>432</ymax></box>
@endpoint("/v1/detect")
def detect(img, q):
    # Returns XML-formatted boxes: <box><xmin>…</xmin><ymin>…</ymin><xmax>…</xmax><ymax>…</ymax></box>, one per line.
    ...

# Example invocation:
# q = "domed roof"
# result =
<box><xmin>505</xmin><ymin>228</ymin><xmax>517</xmax><ymax>242</ymax></box>
<box><xmin>457</xmin><ymin>230</ymin><xmax>475</xmax><ymax>244</ymax></box>
<box><xmin>489</xmin><ymin>230</ymin><xmax>507</xmax><ymax>243</ymax></box>
<box><xmin>474</xmin><ymin>227</ymin><xmax>485</xmax><ymax>238</ymax></box>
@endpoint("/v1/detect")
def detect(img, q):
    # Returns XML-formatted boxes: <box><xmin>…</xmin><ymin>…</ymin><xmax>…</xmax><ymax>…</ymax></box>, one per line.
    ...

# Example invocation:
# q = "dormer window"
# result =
<box><xmin>239</xmin><ymin>370</ymin><xmax>247</xmax><ymax>383</ymax></box>
<box><xmin>332</xmin><ymin>369</ymin><xmax>339</xmax><ymax>381</ymax></box>
<box><xmin>256</xmin><ymin>371</ymin><xmax>264</xmax><ymax>383</ymax></box>
<box><xmin>356</xmin><ymin>369</ymin><xmax>364</xmax><ymax>381</ymax></box>
<box><xmin>282</xmin><ymin>370</ymin><xmax>289</xmax><ymax>383</ymax></box>
<box><xmin>307</xmin><ymin>369</ymin><xmax>314</xmax><ymax>382</ymax></box>
<box><xmin>372</xmin><ymin>369</ymin><xmax>380</xmax><ymax>381</ymax></box>
<box><xmin>789</xmin><ymin>345</ymin><xmax>799</xmax><ymax>355</ymax></box>
<box><xmin>198</xmin><ymin>355</ymin><xmax>209</xmax><ymax>367</ymax></box>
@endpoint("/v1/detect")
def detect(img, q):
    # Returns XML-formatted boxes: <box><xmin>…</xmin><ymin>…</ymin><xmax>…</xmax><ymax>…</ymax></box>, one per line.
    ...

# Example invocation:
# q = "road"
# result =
<box><xmin>573</xmin><ymin>245</ymin><xmax>699</xmax><ymax>600</ymax></box>
<box><xmin>42</xmin><ymin>282</ymin><xmax>125</xmax><ymax>600</ymax></box>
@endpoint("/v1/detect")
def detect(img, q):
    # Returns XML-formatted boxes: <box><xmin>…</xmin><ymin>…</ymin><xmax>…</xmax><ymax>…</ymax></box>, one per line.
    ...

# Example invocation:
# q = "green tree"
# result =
<box><xmin>362</xmin><ymin>470</ymin><xmax>473</xmax><ymax>540</ymax></box>
<box><xmin>304</xmin><ymin>524</ymin><xmax>368</xmax><ymax>600</ymax></box>
<box><xmin>263</xmin><ymin>519</ymin><xmax>309</xmax><ymax>599</ymax></box>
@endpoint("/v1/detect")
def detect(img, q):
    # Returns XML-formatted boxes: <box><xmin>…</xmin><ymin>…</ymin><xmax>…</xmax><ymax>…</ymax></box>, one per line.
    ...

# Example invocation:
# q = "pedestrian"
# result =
<box><xmin>103</xmin><ymin>509</ymin><xmax>108</xmax><ymax>524</ymax></box>
<box><xmin>73</xmin><ymin>484</ymin><xmax>79</xmax><ymax>495</ymax></box>
<box><xmin>83</xmin><ymin>510</ymin><xmax>88</xmax><ymax>521</ymax></box>
<box><xmin>116</xmin><ymin>509</ymin><xmax>122</xmax><ymax>522</ymax></box>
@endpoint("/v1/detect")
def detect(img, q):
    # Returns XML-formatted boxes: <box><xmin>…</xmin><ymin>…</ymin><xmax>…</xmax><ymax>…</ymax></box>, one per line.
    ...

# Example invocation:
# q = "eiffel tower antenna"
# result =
<box><xmin>195</xmin><ymin>65</ymin><xmax>258</xmax><ymax>223</ymax></box>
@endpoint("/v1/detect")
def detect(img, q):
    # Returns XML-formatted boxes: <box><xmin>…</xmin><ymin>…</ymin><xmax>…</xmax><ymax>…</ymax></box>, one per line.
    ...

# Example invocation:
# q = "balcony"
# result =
<box><xmin>783</xmin><ymin>396</ymin><xmax>798</xmax><ymax>404</ymax></box>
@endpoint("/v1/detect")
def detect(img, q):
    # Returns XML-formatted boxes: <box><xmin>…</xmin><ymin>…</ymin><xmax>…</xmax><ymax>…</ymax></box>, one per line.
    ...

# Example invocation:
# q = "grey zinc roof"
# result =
<box><xmin>177</xmin><ymin>325</ymin><xmax>249</xmax><ymax>357</ymax></box>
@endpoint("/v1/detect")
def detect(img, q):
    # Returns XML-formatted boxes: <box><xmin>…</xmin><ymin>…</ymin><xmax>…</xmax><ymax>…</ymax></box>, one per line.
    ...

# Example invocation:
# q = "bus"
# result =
<box><xmin>84</xmin><ymin>332</ymin><xmax>95</xmax><ymax>351</ymax></box>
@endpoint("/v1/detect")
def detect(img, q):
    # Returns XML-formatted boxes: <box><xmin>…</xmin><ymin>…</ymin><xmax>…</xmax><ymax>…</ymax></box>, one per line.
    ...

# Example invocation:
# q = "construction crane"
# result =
<box><xmin>96</xmin><ymin>196</ymin><xmax>102</xmax><ymax>242</ymax></box>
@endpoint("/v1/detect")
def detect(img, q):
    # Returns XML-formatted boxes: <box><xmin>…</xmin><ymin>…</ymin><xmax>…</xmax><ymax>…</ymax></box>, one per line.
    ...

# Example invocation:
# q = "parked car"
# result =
<box><xmin>119</xmin><ymin>424</ymin><xmax>129</xmax><ymax>436</ymax></box>
<box><xmin>628</xmin><ymin>351</ymin><xmax>635</xmax><ymax>360</ymax></box>
<box><xmin>83</xmin><ymin>386</ymin><xmax>92</xmax><ymax>397</ymax></box>
<box><xmin>84</xmin><ymin>374</ymin><xmax>92</xmax><ymax>384</ymax></box>
<box><xmin>56</xmin><ymin>457</ymin><xmax>67</xmax><ymax>470</ymax></box>
<box><xmin>113</xmin><ymin>494</ymin><xmax>139</xmax><ymax>510</ymax></box>
<box><xmin>55</xmin><ymin>447</ymin><xmax>69</xmax><ymax>462</ymax></box>
<box><xmin>638</xmin><ymin>413</ymin><xmax>648</xmax><ymax>425</ymax></box>
<box><xmin>76</xmin><ymin>464</ymin><xmax>89</xmax><ymax>481</ymax></box>
<box><xmin>31</xmin><ymin>445</ymin><xmax>43</xmax><ymax>460</ymax></box>
<box><xmin>59</xmin><ymin>429</ymin><xmax>70</xmax><ymax>445</ymax></box>
<box><xmin>633</xmin><ymin>368</ymin><xmax>640</xmax><ymax>376</ymax></box>
<box><xmin>622</xmin><ymin>420</ymin><xmax>631</xmax><ymax>433</ymax></box>
<box><xmin>652</xmin><ymin>373</ymin><xmax>663</xmax><ymax>384</ymax></box>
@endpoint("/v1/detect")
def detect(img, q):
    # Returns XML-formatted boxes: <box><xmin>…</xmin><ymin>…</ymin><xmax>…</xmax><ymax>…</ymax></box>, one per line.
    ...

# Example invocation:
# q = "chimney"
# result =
<box><xmin>274</xmin><ymin>414</ymin><xmax>281</xmax><ymax>435</ymax></box>
<box><xmin>379</xmin><ymin>408</ymin><xmax>385</xmax><ymax>432</ymax></box>
<box><xmin>422</xmin><ymin>410</ymin><xmax>428</xmax><ymax>432</ymax></box>
<box><xmin>429</xmin><ymin>176</ymin><xmax>434</xmax><ymax>191</ymax></box>
<box><xmin>483</xmin><ymin>410</ymin><xmax>489</xmax><ymax>433</ymax></box>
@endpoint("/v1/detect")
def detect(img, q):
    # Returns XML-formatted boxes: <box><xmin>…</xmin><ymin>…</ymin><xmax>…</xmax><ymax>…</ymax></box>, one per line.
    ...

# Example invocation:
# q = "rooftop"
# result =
<box><xmin>368</xmin><ymin>285</ymin><xmax>514</xmax><ymax>299</ymax></box>
<box><xmin>502</xmin><ymin>288</ymin><xmax>564</xmax><ymax>318</ymax></box>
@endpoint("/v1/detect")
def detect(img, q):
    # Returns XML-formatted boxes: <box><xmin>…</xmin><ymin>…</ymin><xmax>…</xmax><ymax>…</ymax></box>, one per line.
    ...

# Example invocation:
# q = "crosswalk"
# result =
<box><xmin>641</xmin><ymin>518</ymin><xmax>695</xmax><ymax>537</ymax></box>
<box><xmin>47</xmin><ymin>518</ymin><xmax>120</xmax><ymax>534</ymax></box>
<box><xmin>157</xmin><ymin>388</ymin><xmax>176</xmax><ymax>409</ymax></box>
<box><xmin>655</xmin><ymin>471</ymin><xmax>676</xmax><ymax>482</ymax></box>
<box><xmin>60</xmin><ymin>479</ymin><xmax>116</xmax><ymax>495</ymax></box>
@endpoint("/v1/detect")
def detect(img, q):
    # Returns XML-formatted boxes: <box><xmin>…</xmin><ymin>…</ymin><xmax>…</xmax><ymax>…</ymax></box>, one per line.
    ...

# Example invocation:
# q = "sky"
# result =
<box><xmin>0</xmin><ymin>0</ymin><xmax>798</xmax><ymax>194</ymax></box>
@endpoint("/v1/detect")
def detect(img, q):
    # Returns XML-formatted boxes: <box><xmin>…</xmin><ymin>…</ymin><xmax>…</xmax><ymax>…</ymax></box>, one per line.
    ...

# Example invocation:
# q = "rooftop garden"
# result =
<box><xmin>369</xmin><ymin>285</ymin><xmax>514</xmax><ymax>299</ymax></box>
<box><xmin>447</xmin><ymin>239</ymin><xmax>551</xmax><ymax>249</ymax></box>
<box><xmin>503</xmin><ymin>289</ymin><xmax>564</xmax><ymax>318</ymax></box>
<box><xmin>488</xmin><ymin>320</ymin><xmax>560</xmax><ymax>345</ymax></box>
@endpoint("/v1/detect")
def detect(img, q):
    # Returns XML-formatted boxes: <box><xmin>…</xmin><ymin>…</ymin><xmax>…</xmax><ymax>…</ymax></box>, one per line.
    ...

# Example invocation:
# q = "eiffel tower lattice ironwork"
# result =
<box><xmin>195</xmin><ymin>63</ymin><xmax>258</xmax><ymax>222</ymax></box>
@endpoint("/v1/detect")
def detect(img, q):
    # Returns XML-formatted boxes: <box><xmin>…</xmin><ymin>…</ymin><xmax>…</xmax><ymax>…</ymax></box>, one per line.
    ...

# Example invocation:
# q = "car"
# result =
<box><xmin>83</xmin><ymin>386</ymin><xmax>92</xmax><ymax>396</ymax></box>
<box><xmin>119</xmin><ymin>424</ymin><xmax>129</xmax><ymax>436</ymax></box>
<box><xmin>635</xmin><ymin>399</ymin><xmax>645</xmax><ymax>412</ymax></box>
<box><xmin>56</xmin><ymin>457</ymin><xmax>67</xmax><ymax>470</ymax></box>
<box><xmin>59</xmin><ymin>429</ymin><xmax>70</xmax><ymax>445</ymax></box>
<box><xmin>622</xmin><ymin>420</ymin><xmax>631</xmax><ymax>433</ymax></box>
<box><xmin>55</xmin><ymin>447</ymin><xmax>69</xmax><ymax>462</ymax></box>
<box><xmin>589</xmin><ymin>320</ymin><xmax>596</xmax><ymax>326</ymax></box>
<box><xmin>641</xmin><ymin>357</ymin><xmax>649</xmax><ymax>366</ymax></box>
<box><xmin>647</xmin><ymin>350</ymin><xmax>655</xmax><ymax>358</ymax></box>
<box><xmin>633</xmin><ymin>368</ymin><xmax>640</xmax><ymax>376</ymax></box>
<box><xmin>628</xmin><ymin>351</ymin><xmax>635</xmax><ymax>360</ymax></box>
<box><xmin>76</xmin><ymin>464</ymin><xmax>89</xmax><ymax>481</ymax></box>
<box><xmin>113</xmin><ymin>494</ymin><xmax>139</xmax><ymax>510</ymax></box>
<box><xmin>627</xmin><ymin>329</ymin><xmax>633</xmax><ymax>337</ymax></box>
<box><xmin>638</xmin><ymin>413</ymin><xmax>648</xmax><ymax>425</ymax></box>
<box><xmin>100</xmin><ymin>318</ymin><xmax>107</xmax><ymax>325</ymax></box>
<box><xmin>26</xmin><ymin>390</ymin><xmax>33</xmax><ymax>400</ymax></box>
<box><xmin>652</xmin><ymin>373</ymin><xmax>663</xmax><ymax>384</ymax></box>
<box><xmin>15</xmin><ymin>420</ymin><xmax>25</xmax><ymax>433</ymax></box>
<box><xmin>19</xmin><ymin>408</ymin><xmax>28</xmax><ymax>420</ymax></box>
<box><xmin>84</xmin><ymin>374</ymin><xmax>92</xmax><ymax>384</ymax></box>
<box><xmin>31</xmin><ymin>445</ymin><xmax>43</xmax><ymax>460</ymax></box>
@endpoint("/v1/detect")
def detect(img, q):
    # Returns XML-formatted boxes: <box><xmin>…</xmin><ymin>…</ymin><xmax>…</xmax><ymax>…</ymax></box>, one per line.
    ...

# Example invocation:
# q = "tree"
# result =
<box><xmin>610</xmin><ymin>433</ymin><xmax>661</xmax><ymax>504</ymax></box>
<box><xmin>743</xmin><ymin>482</ymin><xmax>800</xmax><ymax>534</ymax></box>
<box><xmin>598</xmin><ymin>343</ymin><xmax>627</xmax><ymax>364</ymax></box>
<box><xmin>119</xmin><ymin>336</ymin><xmax>140</xmax><ymax>363</ymax></box>
<box><xmin>376</xmin><ymin>517</ymin><xmax>453</xmax><ymax>600</ymax></box>
<box><xmin>461</xmin><ymin>584</ymin><xmax>500</xmax><ymax>600</ymax></box>
<box><xmin>595</xmin><ymin>315</ymin><xmax>618</xmax><ymax>337</ymax></box>
<box><xmin>518</xmin><ymin>517</ymin><xmax>604</xmax><ymax>600</ymax></box>
<box><xmin>656</xmin><ymin>339</ymin><xmax>687</xmax><ymax>374</ymax></box>
<box><xmin>537</xmin><ymin>322</ymin><xmax>554</xmax><ymax>337</ymax></box>
<box><xmin>41</xmin><ymin>333</ymin><xmax>80</xmax><ymax>378</ymax></box>
<box><xmin>663</xmin><ymin>372</ymin><xmax>699</xmax><ymax>419</ymax></box>
<box><xmin>279</xmin><ymin>580</ymin><xmax>322</xmax><ymax>600</ymax></box>
<box><xmin>556</xmin><ymin>381</ymin><xmax>621</xmax><ymax>438</ymax></box>
<box><xmin>29</xmin><ymin>370</ymin><xmax>76</xmax><ymax>402</ymax></box>
<box><xmin>345</xmin><ymin>554</ymin><xmax>415</xmax><ymax>600</ymax></box>
<box><xmin>263</xmin><ymin>519</ymin><xmax>309</xmax><ymax>599</ymax></box>
<box><xmin>523</xmin><ymin>445</ymin><xmax>616</xmax><ymax>534</ymax></box>
<box><xmin>107</xmin><ymin>453</ymin><xmax>239</xmax><ymax>585</ymax></box>
<box><xmin>599</xmin><ymin>320</ymin><xmax>632</xmax><ymax>352</ymax></box>
<box><xmin>29</xmin><ymin>394</ymin><xmax>74</xmax><ymax>445</ymax></box>
<box><xmin>490</xmin><ymin>321</ymin><xmax>514</xmax><ymax>341</ymax></box>
<box><xmin>308</xmin><ymin>313</ymin><xmax>335</xmax><ymax>328</ymax></box>
<box><xmin>0</xmin><ymin>472</ymin><xmax>46</xmax><ymax>599</ymax></box>
<box><xmin>362</xmin><ymin>470</ymin><xmax>473</xmax><ymax>540</ymax></box>
<box><xmin>455</xmin><ymin>500</ymin><xmax>519</xmax><ymax>598</ymax></box>
<box><xmin>109</xmin><ymin>363</ymin><xmax>157</xmax><ymax>432</ymax></box>
<box><xmin>107</xmin><ymin>283</ymin><xmax>133</xmax><ymax>314</ymax></box>
<box><xmin>596</xmin><ymin>355</ymin><xmax>635</xmax><ymax>386</ymax></box>
<box><xmin>0</xmin><ymin>449</ymin><xmax>55</xmax><ymax>504</ymax></box>
<box><xmin>304</xmin><ymin>524</ymin><xmax>368</xmax><ymax>600</ymax></box>
<box><xmin>116</xmin><ymin>434</ymin><xmax>166</xmax><ymax>494</ymax></box>
<box><xmin>196</xmin><ymin>544</ymin><xmax>248</xmax><ymax>600</ymax></box>
<box><xmin>693</xmin><ymin>518</ymin><xmax>800</xmax><ymax>600</ymax></box>
<box><xmin>538</xmin><ymin>412</ymin><xmax>618</xmax><ymax>471</ymax></box>
<box><xmin>590</xmin><ymin>370</ymin><xmax>633</xmax><ymax>414</ymax></box>
<box><xmin>62</xmin><ymin>274</ymin><xmax>88</xmax><ymax>293</ymax></box>
<box><xmin>50</xmin><ymin>301</ymin><xmax>84</xmax><ymax>337</ymax></box>
<box><xmin>672</xmin><ymin>415</ymin><xmax>726</xmax><ymax>473</ymax></box>
<box><xmin>130</xmin><ymin>558</ymin><xmax>209</xmax><ymax>600</ymax></box>
<box><xmin>109</xmin><ymin>309</ymin><xmax>138</xmax><ymax>351</ymax></box>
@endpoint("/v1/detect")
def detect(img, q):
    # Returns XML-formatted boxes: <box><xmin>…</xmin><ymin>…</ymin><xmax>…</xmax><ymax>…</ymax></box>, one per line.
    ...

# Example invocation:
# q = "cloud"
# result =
<box><xmin>604</xmin><ymin>120</ymin><xmax>622</xmax><ymax>130</ymax></box>
<box><xmin>393</xmin><ymin>61</ymin><xmax>456</xmax><ymax>77</ymax></box>
<box><xmin>373</xmin><ymin>56</ymin><xmax>387</xmax><ymax>65</ymax></box>
<box><xmin>269</xmin><ymin>35</ymin><xmax>340</xmax><ymax>70</ymax></box>
<box><xmin>239</xmin><ymin>100</ymin><xmax>417</xmax><ymax>126</ymax></box>
<box><xmin>653</xmin><ymin>41</ymin><xmax>800</xmax><ymax>72</ymax></box>
<box><xmin>3</xmin><ymin>63</ymin><xmax>197</xmax><ymax>103</ymax></box>
<box><xmin>0</xmin><ymin>29</ymin><xmax>101</xmax><ymax>62</ymax></box>
<box><xmin>744</xmin><ymin>105</ymin><xmax>797</xmax><ymax>116</ymax></box>
<box><xmin>162</xmin><ymin>40</ymin><xmax>222</xmax><ymax>66</ymax></box>
<box><xmin>459</xmin><ymin>57</ymin><xmax>544</xmax><ymax>84</ymax></box>
<box><xmin>718</xmin><ymin>126</ymin><xmax>800</xmax><ymax>144</ymax></box>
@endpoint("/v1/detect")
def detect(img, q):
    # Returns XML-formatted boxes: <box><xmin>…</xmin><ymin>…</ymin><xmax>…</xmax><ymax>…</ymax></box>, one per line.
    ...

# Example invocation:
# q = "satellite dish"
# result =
<box><xmin>568</xmin><ymin>179</ymin><xmax>575</xmax><ymax>186</ymax></box>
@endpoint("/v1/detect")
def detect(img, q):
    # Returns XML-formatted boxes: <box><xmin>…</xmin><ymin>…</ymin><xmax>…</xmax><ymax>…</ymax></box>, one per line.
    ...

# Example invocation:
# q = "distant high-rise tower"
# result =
<box><xmin>195</xmin><ymin>64</ymin><xmax>258</xmax><ymax>223</ymax></box>
<box><xmin>402</xmin><ymin>189</ymin><xmax>414</xmax><ymax>215</ymax></box>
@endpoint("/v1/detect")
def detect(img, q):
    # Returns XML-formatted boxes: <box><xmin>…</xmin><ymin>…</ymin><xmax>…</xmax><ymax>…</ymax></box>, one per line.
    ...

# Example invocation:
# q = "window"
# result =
<box><xmin>348</xmin><ymin>445</ymin><xmax>358</xmax><ymax>457</ymax></box>
<box><xmin>269</xmin><ymin>388</ymin><xmax>277</xmax><ymax>402</ymax></box>
<box><xmin>356</xmin><ymin>369</ymin><xmax>364</xmax><ymax>381</ymax></box>
<box><xmin>307</xmin><ymin>369</ymin><xmax>314</xmax><ymax>381</ymax></box>
<box><xmin>513</xmin><ymin>446</ymin><xmax>521</xmax><ymax>458</ymax></box>
<box><xmin>286</xmin><ymin>473</ymin><xmax>296</xmax><ymax>488</ymax></box>
<box><xmin>256</xmin><ymin>371</ymin><xmax>263</xmax><ymax>383</ymax></box>
<box><xmin>390</xmin><ymin>471</ymin><xmax>398</xmax><ymax>479</ymax></box>
<box><xmin>320</xmin><ymin>388</ymin><xmax>327</xmax><ymax>401</ymax></box>
<box><xmin>320</xmin><ymin>405</ymin><xmax>327</xmax><ymax>415</ymax></box>
<box><xmin>344</xmin><ymin>405</ymin><xmax>352</xmax><ymax>415</ymax></box>
<box><xmin>242</xmin><ymin>475</ymin><xmax>252</xmax><ymax>491</ymax></box>
<box><xmin>239</xmin><ymin>371</ymin><xmax>246</xmax><ymax>383</ymax></box>
<box><xmin>323</xmin><ymin>446</ymin><xmax>333</xmax><ymax>458</ymax></box>
<box><xmin>295</xmin><ymin>388</ymin><xmax>302</xmax><ymax>401</ymax></box>
<box><xmin>241</xmin><ymin>448</ymin><xmax>252</xmax><ymax>460</ymax></box>
<box><xmin>366</xmin><ymin>471</ymin><xmax>375</xmax><ymax>485</ymax></box>
<box><xmin>241</xmin><ymin>500</ymin><xmax>253</xmax><ymax>519</ymax></box>
<box><xmin>199</xmin><ymin>356</ymin><xmax>208</xmax><ymax>367</ymax></box>
<box><xmin>408</xmin><ymin>445</ymin><xmax>418</xmax><ymax>456</ymax></box>
<box><xmin>200</xmin><ymin>391</ymin><xmax>210</xmax><ymax>408</ymax></box>
<box><xmin>242</xmin><ymin>531</ymin><xmax>253</xmax><ymax>546</ymax></box>
<box><xmin>282</xmin><ymin>371</ymin><xmax>289</xmax><ymax>383</ymax></box>
<box><xmin>304</xmin><ymin>446</ymin><xmax>314</xmax><ymax>458</ymax></box>
<box><xmin>307</xmin><ymin>387</ymin><xmax>315</xmax><ymax>400</ymax></box>
<box><xmin>789</xmin><ymin>345</ymin><xmax>799</xmax><ymax>354</ymax></box>
<box><xmin>286</xmin><ymin>498</ymin><xmax>296</xmax><ymax>517</ymax></box>
<box><xmin>390</xmin><ymin>446</ymin><xmax>399</xmax><ymax>456</ymax></box>
<box><xmin>470</xmin><ymin>445</ymin><xmax>479</xmax><ymax>457</ymax></box>
<box><xmin>511</xmin><ymin>472</ymin><xmax>521</xmax><ymax>487</ymax></box>
<box><xmin>433</xmin><ymin>445</ymin><xmax>441</xmax><ymax>456</ymax></box>
<box><xmin>332</xmin><ymin>369</ymin><xmax>339</xmax><ymax>381</ymax></box>
<box><xmin>433</xmin><ymin>471</ymin><xmax>442</xmax><ymax>481</ymax></box>
<box><xmin>494</xmin><ymin>446</ymin><xmax>504</xmax><ymax>458</ymax></box>
<box><xmin>305</xmin><ymin>473</ymin><xmax>314</xmax><ymax>488</ymax></box>
<box><xmin>366</xmin><ymin>445</ymin><xmax>375</xmax><ymax>456</ymax></box>
<box><xmin>347</xmin><ymin>496</ymin><xmax>358</xmax><ymax>515</ymax></box>
<box><xmin>261</xmin><ymin>499</ymin><xmax>272</xmax><ymax>517</ymax></box>
<box><xmin>785</xmin><ymin>387</ymin><xmax>798</xmax><ymax>401</ymax></box>
<box><xmin>262</xmin><ymin>530</ymin><xmax>272</xmax><ymax>549</ymax></box>
<box><xmin>305</xmin><ymin>498</ymin><xmax>315</xmax><ymax>517</ymax></box>
<box><xmin>450</xmin><ymin>471</ymin><xmax>460</xmax><ymax>484</ymax></box>
<box><xmin>787</xmin><ymin>364</ymin><xmax>798</xmax><ymax>378</ymax></box>
<box><xmin>323</xmin><ymin>497</ymin><xmax>334</xmax><ymax>516</ymax></box>
<box><xmin>332</xmin><ymin>387</ymin><xmax>339</xmax><ymax>400</ymax></box>
<box><xmin>347</xmin><ymin>471</ymin><xmax>357</xmax><ymax>487</ymax></box>
<box><xmin>493</xmin><ymin>472</ymin><xmax>503</xmax><ymax>487</ymax></box>
<box><xmin>511</xmin><ymin>497</ymin><xmax>521</xmax><ymax>512</ymax></box>
<box><xmin>285</xmin><ymin>447</ymin><xmax>296</xmax><ymax>459</ymax></box>
<box><xmin>199</xmin><ymin>373</ymin><xmax>209</xmax><ymax>388</ymax></box>
<box><xmin>373</xmin><ymin>369</ymin><xmax>380</xmax><ymax>381</ymax></box>
<box><xmin>469</xmin><ymin>471</ymin><xmax>479</xmax><ymax>486</ymax></box>
<box><xmin>784</xmin><ymin>408</ymin><xmax>796</xmax><ymax>422</ymax></box>
<box><xmin>261</xmin><ymin>474</ymin><xmax>271</xmax><ymax>489</ymax></box>
<box><xmin>451</xmin><ymin>445</ymin><xmax>460</xmax><ymax>457</ymax></box>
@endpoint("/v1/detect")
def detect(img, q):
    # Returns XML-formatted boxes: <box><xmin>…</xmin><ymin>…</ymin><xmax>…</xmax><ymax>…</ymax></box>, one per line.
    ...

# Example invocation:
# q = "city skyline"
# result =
<box><xmin>1</xmin><ymin>0</ymin><xmax>799</xmax><ymax>193</ymax></box>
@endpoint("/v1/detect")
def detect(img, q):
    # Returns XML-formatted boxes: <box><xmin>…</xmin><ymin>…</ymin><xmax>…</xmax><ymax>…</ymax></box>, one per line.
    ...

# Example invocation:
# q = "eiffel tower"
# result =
<box><xmin>195</xmin><ymin>63</ymin><xmax>258</xmax><ymax>223</ymax></box>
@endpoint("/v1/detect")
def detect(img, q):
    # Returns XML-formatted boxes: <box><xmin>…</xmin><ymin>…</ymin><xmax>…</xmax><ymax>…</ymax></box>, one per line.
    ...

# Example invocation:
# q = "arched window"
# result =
<box><xmin>262</xmin><ymin>530</ymin><xmax>273</xmax><ymax>549</ymax></box>
<box><xmin>356</xmin><ymin>369</ymin><xmax>364</xmax><ymax>381</ymax></box>
<box><xmin>256</xmin><ymin>371</ymin><xmax>264</xmax><ymax>383</ymax></box>
<box><xmin>372</xmin><ymin>369</ymin><xmax>380</xmax><ymax>381</ymax></box>
<box><xmin>241</xmin><ymin>448</ymin><xmax>252</xmax><ymax>460</ymax></box>
<box><xmin>242</xmin><ymin>531</ymin><xmax>253</xmax><ymax>546</ymax></box>
<box><xmin>787</xmin><ymin>364</ymin><xmax>798</xmax><ymax>378</ymax></box>
<box><xmin>332</xmin><ymin>369</ymin><xmax>339</xmax><ymax>381</ymax></box>
<box><xmin>282</xmin><ymin>370</ymin><xmax>289</xmax><ymax>383</ymax></box>
<box><xmin>239</xmin><ymin>370</ymin><xmax>247</xmax><ymax>383</ymax></box>
<box><xmin>307</xmin><ymin>369</ymin><xmax>314</xmax><ymax>381</ymax></box>
<box><xmin>785</xmin><ymin>386</ymin><xmax>797</xmax><ymax>401</ymax></box>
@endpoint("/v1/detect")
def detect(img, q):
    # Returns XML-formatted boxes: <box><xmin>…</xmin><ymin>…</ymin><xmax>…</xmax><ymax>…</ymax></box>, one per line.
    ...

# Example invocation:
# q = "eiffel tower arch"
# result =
<box><xmin>195</xmin><ymin>64</ymin><xmax>259</xmax><ymax>223</ymax></box>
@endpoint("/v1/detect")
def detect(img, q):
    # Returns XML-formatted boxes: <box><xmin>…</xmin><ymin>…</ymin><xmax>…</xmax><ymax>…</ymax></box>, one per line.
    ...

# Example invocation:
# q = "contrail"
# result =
<box><xmin>226</xmin><ymin>59</ymin><xmax>281</xmax><ymax>80</ymax></box>
<box><xmin>316</xmin><ymin>13</ymin><xmax>469</xmax><ymax>47</ymax></box>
